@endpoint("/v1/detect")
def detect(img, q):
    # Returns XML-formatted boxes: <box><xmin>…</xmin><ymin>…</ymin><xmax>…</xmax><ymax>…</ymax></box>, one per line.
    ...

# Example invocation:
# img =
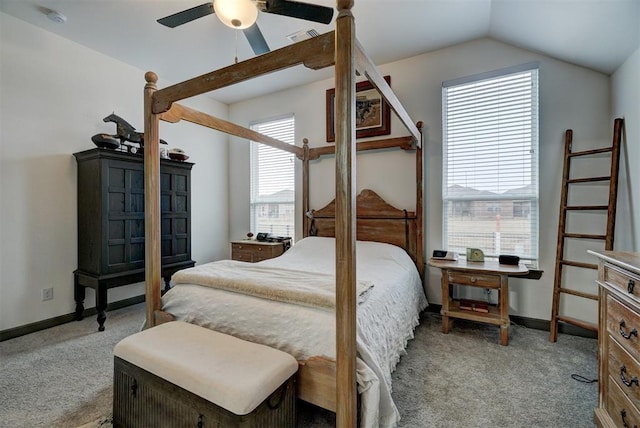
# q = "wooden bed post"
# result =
<box><xmin>143</xmin><ymin>71</ymin><xmax>162</xmax><ymax>328</ymax></box>
<box><xmin>302</xmin><ymin>138</ymin><xmax>310</xmax><ymax>238</ymax></box>
<box><xmin>334</xmin><ymin>1</ymin><xmax>357</xmax><ymax>427</ymax></box>
<box><xmin>416</xmin><ymin>121</ymin><xmax>424</xmax><ymax>279</ymax></box>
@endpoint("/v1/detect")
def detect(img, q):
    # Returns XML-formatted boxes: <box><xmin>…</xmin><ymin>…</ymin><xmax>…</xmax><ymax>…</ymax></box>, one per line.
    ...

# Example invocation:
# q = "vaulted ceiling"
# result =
<box><xmin>1</xmin><ymin>0</ymin><xmax>638</xmax><ymax>104</ymax></box>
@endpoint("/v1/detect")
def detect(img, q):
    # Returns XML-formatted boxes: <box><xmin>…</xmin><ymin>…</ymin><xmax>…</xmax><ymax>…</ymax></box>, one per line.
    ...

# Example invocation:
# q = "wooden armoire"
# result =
<box><xmin>73</xmin><ymin>148</ymin><xmax>194</xmax><ymax>331</ymax></box>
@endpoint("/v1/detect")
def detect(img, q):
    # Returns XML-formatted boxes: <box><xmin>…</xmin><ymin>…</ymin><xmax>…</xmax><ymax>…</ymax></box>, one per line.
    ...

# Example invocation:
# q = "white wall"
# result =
<box><xmin>229</xmin><ymin>37</ymin><xmax>617</xmax><ymax>322</ymax></box>
<box><xmin>0</xmin><ymin>12</ymin><xmax>230</xmax><ymax>331</ymax></box>
<box><xmin>612</xmin><ymin>46</ymin><xmax>640</xmax><ymax>251</ymax></box>
<box><xmin>2</xmin><ymin>13</ymin><xmax>632</xmax><ymax>332</ymax></box>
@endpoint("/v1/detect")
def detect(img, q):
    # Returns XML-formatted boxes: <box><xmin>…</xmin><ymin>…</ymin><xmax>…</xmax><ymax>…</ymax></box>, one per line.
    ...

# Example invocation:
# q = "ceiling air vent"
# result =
<box><xmin>287</xmin><ymin>29</ymin><xmax>320</xmax><ymax>43</ymax></box>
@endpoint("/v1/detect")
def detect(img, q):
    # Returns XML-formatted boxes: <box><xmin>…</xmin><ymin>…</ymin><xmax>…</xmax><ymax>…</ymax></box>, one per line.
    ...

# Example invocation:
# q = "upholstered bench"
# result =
<box><xmin>113</xmin><ymin>321</ymin><xmax>298</xmax><ymax>427</ymax></box>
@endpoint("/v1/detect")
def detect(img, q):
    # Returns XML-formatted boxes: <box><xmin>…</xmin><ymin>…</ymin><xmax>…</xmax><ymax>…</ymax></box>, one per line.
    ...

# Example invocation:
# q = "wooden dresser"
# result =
<box><xmin>231</xmin><ymin>240</ymin><xmax>287</xmax><ymax>262</ymax></box>
<box><xmin>591</xmin><ymin>251</ymin><xmax>640</xmax><ymax>428</ymax></box>
<box><xmin>73</xmin><ymin>148</ymin><xmax>195</xmax><ymax>331</ymax></box>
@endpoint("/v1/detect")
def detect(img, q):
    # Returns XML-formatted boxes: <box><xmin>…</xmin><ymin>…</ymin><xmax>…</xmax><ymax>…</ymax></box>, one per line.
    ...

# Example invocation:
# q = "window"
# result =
<box><xmin>442</xmin><ymin>63</ymin><xmax>539</xmax><ymax>266</ymax></box>
<box><xmin>250</xmin><ymin>115</ymin><xmax>295</xmax><ymax>237</ymax></box>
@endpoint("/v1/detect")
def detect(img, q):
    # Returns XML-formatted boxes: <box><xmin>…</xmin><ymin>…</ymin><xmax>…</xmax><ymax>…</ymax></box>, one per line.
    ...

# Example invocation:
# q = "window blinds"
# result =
<box><xmin>250</xmin><ymin>115</ymin><xmax>295</xmax><ymax>237</ymax></box>
<box><xmin>442</xmin><ymin>64</ymin><xmax>539</xmax><ymax>264</ymax></box>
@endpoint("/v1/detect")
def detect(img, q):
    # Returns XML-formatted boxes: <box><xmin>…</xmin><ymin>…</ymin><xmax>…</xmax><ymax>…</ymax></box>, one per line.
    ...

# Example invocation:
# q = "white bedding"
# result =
<box><xmin>162</xmin><ymin>236</ymin><xmax>428</xmax><ymax>428</ymax></box>
<box><xmin>172</xmin><ymin>259</ymin><xmax>374</xmax><ymax>310</ymax></box>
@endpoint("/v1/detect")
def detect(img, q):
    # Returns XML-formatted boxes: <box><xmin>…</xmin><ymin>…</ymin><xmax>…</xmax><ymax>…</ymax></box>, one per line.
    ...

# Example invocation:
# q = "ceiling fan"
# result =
<box><xmin>157</xmin><ymin>0</ymin><xmax>334</xmax><ymax>56</ymax></box>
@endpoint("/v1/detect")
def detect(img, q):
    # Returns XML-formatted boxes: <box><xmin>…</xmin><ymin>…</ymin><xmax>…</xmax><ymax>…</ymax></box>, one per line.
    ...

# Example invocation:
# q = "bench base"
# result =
<box><xmin>113</xmin><ymin>356</ymin><xmax>297</xmax><ymax>428</ymax></box>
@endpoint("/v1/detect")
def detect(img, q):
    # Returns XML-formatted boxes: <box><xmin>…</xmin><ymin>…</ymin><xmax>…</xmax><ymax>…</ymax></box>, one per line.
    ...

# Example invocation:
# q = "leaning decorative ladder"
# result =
<box><xmin>549</xmin><ymin>118</ymin><xmax>623</xmax><ymax>342</ymax></box>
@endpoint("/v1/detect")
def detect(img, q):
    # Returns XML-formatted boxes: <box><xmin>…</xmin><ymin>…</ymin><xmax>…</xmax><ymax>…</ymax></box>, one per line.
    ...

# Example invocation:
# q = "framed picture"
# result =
<box><xmin>325</xmin><ymin>75</ymin><xmax>391</xmax><ymax>143</ymax></box>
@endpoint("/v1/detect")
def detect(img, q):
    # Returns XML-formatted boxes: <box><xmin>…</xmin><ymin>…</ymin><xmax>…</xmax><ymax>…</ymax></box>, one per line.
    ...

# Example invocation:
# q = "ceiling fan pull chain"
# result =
<box><xmin>234</xmin><ymin>29</ymin><xmax>239</xmax><ymax>64</ymax></box>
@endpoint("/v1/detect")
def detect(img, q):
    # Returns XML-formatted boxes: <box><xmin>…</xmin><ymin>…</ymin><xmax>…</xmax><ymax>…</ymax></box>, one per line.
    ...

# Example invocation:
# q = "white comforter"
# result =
<box><xmin>162</xmin><ymin>237</ymin><xmax>428</xmax><ymax>428</ymax></box>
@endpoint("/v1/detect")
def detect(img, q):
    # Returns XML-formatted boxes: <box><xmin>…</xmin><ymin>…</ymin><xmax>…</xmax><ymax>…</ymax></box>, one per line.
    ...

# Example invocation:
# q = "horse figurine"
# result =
<box><xmin>103</xmin><ymin>113</ymin><xmax>142</xmax><ymax>145</ymax></box>
<box><xmin>103</xmin><ymin>113</ymin><xmax>167</xmax><ymax>152</ymax></box>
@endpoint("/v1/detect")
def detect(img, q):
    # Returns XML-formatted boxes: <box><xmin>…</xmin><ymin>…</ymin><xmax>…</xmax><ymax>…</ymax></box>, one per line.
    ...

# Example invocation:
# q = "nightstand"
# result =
<box><xmin>231</xmin><ymin>240</ymin><xmax>287</xmax><ymax>262</ymax></box>
<box><xmin>428</xmin><ymin>258</ymin><xmax>528</xmax><ymax>345</ymax></box>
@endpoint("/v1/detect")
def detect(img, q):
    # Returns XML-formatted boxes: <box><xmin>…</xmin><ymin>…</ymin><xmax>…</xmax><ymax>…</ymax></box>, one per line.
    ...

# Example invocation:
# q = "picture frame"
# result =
<box><xmin>325</xmin><ymin>75</ymin><xmax>391</xmax><ymax>143</ymax></box>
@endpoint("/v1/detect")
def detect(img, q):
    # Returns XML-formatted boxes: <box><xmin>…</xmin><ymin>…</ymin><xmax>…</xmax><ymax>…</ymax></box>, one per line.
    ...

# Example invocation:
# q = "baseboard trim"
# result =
<box><xmin>0</xmin><ymin>295</ymin><xmax>145</xmax><ymax>342</ymax></box>
<box><xmin>424</xmin><ymin>304</ymin><xmax>597</xmax><ymax>339</ymax></box>
<box><xmin>3</xmin><ymin>297</ymin><xmax>596</xmax><ymax>342</ymax></box>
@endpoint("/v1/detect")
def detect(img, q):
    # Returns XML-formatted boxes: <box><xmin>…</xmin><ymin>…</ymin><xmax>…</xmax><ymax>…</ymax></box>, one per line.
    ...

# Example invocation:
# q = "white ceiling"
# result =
<box><xmin>1</xmin><ymin>0</ymin><xmax>638</xmax><ymax>104</ymax></box>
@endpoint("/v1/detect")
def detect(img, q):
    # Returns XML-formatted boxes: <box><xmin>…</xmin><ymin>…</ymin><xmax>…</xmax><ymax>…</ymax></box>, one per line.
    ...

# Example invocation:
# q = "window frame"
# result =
<box><xmin>249</xmin><ymin>114</ymin><xmax>296</xmax><ymax>238</ymax></box>
<box><xmin>441</xmin><ymin>63</ymin><xmax>540</xmax><ymax>267</ymax></box>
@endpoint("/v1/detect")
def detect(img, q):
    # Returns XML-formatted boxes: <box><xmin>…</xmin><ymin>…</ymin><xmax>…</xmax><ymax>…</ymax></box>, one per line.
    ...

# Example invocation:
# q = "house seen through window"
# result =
<box><xmin>250</xmin><ymin>115</ymin><xmax>295</xmax><ymax>238</ymax></box>
<box><xmin>442</xmin><ymin>63</ymin><xmax>539</xmax><ymax>266</ymax></box>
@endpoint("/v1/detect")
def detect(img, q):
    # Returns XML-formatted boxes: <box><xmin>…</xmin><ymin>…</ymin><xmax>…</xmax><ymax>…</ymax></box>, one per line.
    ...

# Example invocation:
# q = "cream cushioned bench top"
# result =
<box><xmin>114</xmin><ymin>321</ymin><xmax>299</xmax><ymax>415</ymax></box>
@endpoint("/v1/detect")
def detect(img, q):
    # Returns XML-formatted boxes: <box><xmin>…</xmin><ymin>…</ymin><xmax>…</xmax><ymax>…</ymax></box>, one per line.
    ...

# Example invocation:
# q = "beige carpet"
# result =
<box><xmin>0</xmin><ymin>303</ymin><xmax>597</xmax><ymax>427</ymax></box>
<box><xmin>77</xmin><ymin>414</ymin><xmax>112</xmax><ymax>428</ymax></box>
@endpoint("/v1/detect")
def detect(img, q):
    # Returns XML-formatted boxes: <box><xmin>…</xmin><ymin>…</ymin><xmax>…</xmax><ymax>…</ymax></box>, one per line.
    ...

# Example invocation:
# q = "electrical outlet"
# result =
<box><xmin>42</xmin><ymin>288</ymin><xmax>53</xmax><ymax>301</ymax></box>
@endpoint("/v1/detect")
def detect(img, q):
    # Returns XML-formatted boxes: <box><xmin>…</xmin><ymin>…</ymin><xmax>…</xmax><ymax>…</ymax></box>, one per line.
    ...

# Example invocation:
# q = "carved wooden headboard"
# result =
<box><xmin>307</xmin><ymin>189</ymin><xmax>419</xmax><ymax>266</ymax></box>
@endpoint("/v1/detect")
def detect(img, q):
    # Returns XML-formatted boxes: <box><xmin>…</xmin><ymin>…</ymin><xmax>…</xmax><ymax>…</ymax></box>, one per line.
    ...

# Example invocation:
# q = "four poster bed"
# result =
<box><xmin>142</xmin><ymin>2</ymin><xmax>424</xmax><ymax>427</ymax></box>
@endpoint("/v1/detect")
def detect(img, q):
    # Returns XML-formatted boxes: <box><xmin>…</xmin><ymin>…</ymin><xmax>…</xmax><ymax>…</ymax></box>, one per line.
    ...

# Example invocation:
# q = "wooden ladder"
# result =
<box><xmin>549</xmin><ymin>118</ymin><xmax>623</xmax><ymax>342</ymax></box>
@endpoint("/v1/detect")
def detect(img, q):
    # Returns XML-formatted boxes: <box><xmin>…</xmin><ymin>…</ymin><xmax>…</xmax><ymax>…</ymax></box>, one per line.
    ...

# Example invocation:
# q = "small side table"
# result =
<box><xmin>230</xmin><ymin>240</ymin><xmax>289</xmax><ymax>262</ymax></box>
<box><xmin>428</xmin><ymin>258</ymin><xmax>528</xmax><ymax>345</ymax></box>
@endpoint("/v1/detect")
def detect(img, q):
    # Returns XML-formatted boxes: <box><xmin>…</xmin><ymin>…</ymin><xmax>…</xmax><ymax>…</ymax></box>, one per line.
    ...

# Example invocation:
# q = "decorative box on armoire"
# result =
<box><xmin>73</xmin><ymin>148</ymin><xmax>195</xmax><ymax>331</ymax></box>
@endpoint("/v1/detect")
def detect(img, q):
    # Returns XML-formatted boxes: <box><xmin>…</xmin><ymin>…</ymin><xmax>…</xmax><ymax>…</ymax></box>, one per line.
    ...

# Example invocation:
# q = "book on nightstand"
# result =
<box><xmin>459</xmin><ymin>299</ymin><xmax>489</xmax><ymax>313</ymax></box>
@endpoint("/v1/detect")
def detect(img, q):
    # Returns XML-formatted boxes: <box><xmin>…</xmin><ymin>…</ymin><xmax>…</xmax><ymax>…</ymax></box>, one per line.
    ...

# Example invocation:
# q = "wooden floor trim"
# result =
<box><xmin>0</xmin><ymin>295</ymin><xmax>145</xmax><ymax>342</ymax></box>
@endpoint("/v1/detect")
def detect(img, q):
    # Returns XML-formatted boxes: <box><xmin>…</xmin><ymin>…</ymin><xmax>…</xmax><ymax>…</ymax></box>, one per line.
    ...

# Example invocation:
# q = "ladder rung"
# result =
<box><xmin>564</xmin><ymin>205</ymin><xmax>609</xmax><ymax>211</ymax></box>
<box><xmin>557</xmin><ymin>315</ymin><xmax>598</xmax><ymax>332</ymax></box>
<box><xmin>568</xmin><ymin>147</ymin><xmax>613</xmax><ymax>157</ymax></box>
<box><xmin>561</xmin><ymin>260</ymin><xmax>599</xmax><ymax>269</ymax></box>
<box><xmin>563</xmin><ymin>233</ymin><xmax>607</xmax><ymax>240</ymax></box>
<box><xmin>561</xmin><ymin>260</ymin><xmax>598</xmax><ymax>270</ymax></box>
<box><xmin>567</xmin><ymin>176</ymin><xmax>610</xmax><ymax>184</ymax></box>
<box><xmin>558</xmin><ymin>287</ymin><xmax>598</xmax><ymax>300</ymax></box>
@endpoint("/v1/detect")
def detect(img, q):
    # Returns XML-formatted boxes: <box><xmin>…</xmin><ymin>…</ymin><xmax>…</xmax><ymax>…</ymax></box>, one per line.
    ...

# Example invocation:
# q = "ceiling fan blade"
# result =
<box><xmin>243</xmin><ymin>24</ymin><xmax>270</xmax><ymax>55</ymax></box>
<box><xmin>265</xmin><ymin>0</ymin><xmax>334</xmax><ymax>25</ymax></box>
<box><xmin>157</xmin><ymin>2</ymin><xmax>215</xmax><ymax>28</ymax></box>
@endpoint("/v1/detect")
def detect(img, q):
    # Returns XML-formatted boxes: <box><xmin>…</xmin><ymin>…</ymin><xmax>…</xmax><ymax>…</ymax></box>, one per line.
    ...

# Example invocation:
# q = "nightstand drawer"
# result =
<box><xmin>232</xmin><ymin>250</ymin><xmax>254</xmax><ymax>262</ymax></box>
<box><xmin>232</xmin><ymin>243</ymin><xmax>270</xmax><ymax>252</ymax></box>
<box><xmin>607</xmin><ymin>295</ymin><xmax>640</xmax><ymax>362</ymax></box>
<box><xmin>231</xmin><ymin>241</ymin><xmax>285</xmax><ymax>263</ymax></box>
<box><xmin>447</xmin><ymin>271</ymin><xmax>501</xmax><ymax>289</ymax></box>
<box><xmin>605</xmin><ymin>263</ymin><xmax>640</xmax><ymax>302</ymax></box>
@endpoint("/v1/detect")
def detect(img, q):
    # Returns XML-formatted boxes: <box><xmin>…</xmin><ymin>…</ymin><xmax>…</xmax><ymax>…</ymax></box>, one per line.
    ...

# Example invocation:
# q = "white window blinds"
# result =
<box><xmin>250</xmin><ymin>115</ymin><xmax>295</xmax><ymax>238</ymax></box>
<box><xmin>442</xmin><ymin>63</ymin><xmax>539</xmax><ymax>265</ymax></box>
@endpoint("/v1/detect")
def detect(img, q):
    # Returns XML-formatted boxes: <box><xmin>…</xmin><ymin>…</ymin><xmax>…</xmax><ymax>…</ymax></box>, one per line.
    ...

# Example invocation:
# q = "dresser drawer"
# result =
<box><xmin>607</xmin><ymin>377</ymin><xmax>640</xmax><ymax>428</ymax></box>
<box><xmin>609</xmin><ymin>336</ymin><xmax>640</xmax><ymax>408</ymax></box>
<box><xmin>605</xmin><ymin>263</ymin><xmax>640</xmax><ymax>302</ymax></box>
<box><xmin>447</xmin><ymin>271</ymin><xmax>501</xmax><ymax>289</ymax></box>
<box><xmin>607</xmin><ymin>295</ymin><xmax>640</xmax><ymax>362</ymax></box>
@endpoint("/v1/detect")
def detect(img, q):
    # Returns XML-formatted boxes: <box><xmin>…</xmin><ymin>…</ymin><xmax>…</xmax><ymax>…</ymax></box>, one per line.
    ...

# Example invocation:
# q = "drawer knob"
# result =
<box><xmin>620</xmin><ymin>365</ymin><xmax>639</xmax><ymax>387</ymax></box>
<box><xmin>620</xmin><ymin>409</ymin><xmax>637</xmax><ymax>428</ymax></box>
<box><xmin>619</xmin><ymin>320</ymin><xmax>638</xmax><ymax>340</ymax></box>
<box><xmin>629</xmin><ymin>279</ymin><xmax>636</xmax><ymax>294</ymax></box>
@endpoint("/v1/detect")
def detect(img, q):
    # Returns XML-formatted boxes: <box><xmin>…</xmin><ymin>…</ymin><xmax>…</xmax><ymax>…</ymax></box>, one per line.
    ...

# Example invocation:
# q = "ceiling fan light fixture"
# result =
<box><xmin>214</xmin><ymin>0</ymin><xmax>258</xmax><ymax>29</ymax></box>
